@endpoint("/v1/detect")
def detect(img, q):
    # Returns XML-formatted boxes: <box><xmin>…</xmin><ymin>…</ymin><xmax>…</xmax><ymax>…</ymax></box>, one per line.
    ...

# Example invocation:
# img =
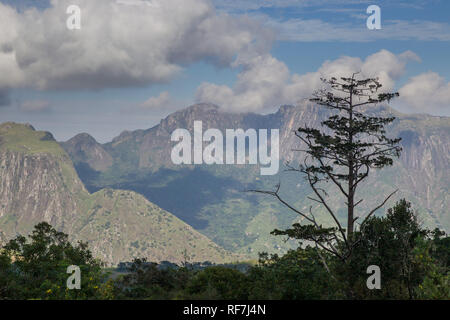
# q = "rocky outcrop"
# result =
<box><xmin>66</xmin><ymin>103</ymin><xmax>449</xmax><ymax>239</ymax></box>
<box><xmin>269</xmin><ymin>103</ymin><xmax>449</xmax><ymax>230</ymax></box>
<box><xmin>0</xmin><ymin>122</ymin><xmax>236</xmax><ymax>266</ymax></box>
<box><xmin>0</xmin><ymin>151</ymin><xmax>84</xmax><ymax>238</ymax></box>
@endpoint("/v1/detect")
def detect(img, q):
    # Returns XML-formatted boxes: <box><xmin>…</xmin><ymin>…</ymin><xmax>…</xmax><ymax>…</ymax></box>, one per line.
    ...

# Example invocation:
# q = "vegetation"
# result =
<box><xmin>0</xmin><ymin>222</ymin><xmax>112</xmax><ymax>299</ymax></box>
<box><xmin>254</xmin><ymin>75</ymin><xmax>404</xmax><ymax>265</ymax></box>
<box><xmin>64</xmin><ymin>102</ymin><xmax>450</xmax><ymax>256</ymax></box>
<box><xmin>1</xmin><ymin>201</ymin><xmax>448</xmax><ymax>300</ymax></box>
<box><xmin>0</xmin><ymin>122</ymin><xmax>65</xmax><ymax>156</ymax></box>
<box><xmin>0</xmin><ymin>77</ymin><xmax>447</xmax><ymax>300</ymax></box>
<box><xmin>0</xmin><ymin>123</ymin><xmax>236</xmax><ymax>266</ymax></box>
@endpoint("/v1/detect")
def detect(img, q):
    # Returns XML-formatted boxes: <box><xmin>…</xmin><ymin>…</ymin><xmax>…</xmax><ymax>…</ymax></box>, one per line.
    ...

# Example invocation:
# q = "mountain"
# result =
<box><xmin>0</xmin><ymin>122</ymin><xmax>236</xmax><ymax>266</ymax></box>
<box><xmin>61</xmin><ymin>133</ymin><xmax>113</xmax><ymax>172</ymax></box>
<box><xmin>62</xmin><ymin>102</ymin><xmax>450</xmax><ymax>257</ymax></box>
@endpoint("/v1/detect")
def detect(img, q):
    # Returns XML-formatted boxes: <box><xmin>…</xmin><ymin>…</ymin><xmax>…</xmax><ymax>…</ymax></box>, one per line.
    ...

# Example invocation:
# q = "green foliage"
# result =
<box><xmin>114</xmin><ymin>258</ymin><xmax>192</xmax><ymax>299</ymax></box>
<box><xmin>429</xmin><ymin>229</ymin><xmax>450</xmax><ymax>268</ymax></box>
<box><xmin>271</xmin><ymin>224</ymin><xmax>338</xmax><ymax>244</ymax></box>
<box><xmin>247</xmin><ymin>248</ymin><xmax>339</xmax><ymax>300</ymax></box>
<box><xmin>333</xmin><ymin>199</ymin><xmax>449</xmax><ymax>299</ymax></box>
<box><xmin>414</xmin><ymin>231</ymin><xmax>450</xmax><ymax>299</ymax></box>
<box><xmin>0</xmin><ymin>222</ymin><xmax>109</xmax><ymax>300</ymax></box>
<box><xmin>270</xmin><ymin>75</ymin><xmax>403</xmax><ymax>263</ymax></box>
<box><xmin>0</xmin><ymin>122</ymin><xmax>65</xmax><ymax>156</ymax></box>
<box><xmin>113</xmin><ymin>249</ymin><xmax>337</xmax><ymax>300</ymax></box>
<box><xmin>2</xmin><ymin>210</ymin><xmax>448</xmax><ymax>300</ymax></box>
<box><xmin>186</xmin><ymin>266</ymin><xmax>249</xmax><ymax>299</ymax></box>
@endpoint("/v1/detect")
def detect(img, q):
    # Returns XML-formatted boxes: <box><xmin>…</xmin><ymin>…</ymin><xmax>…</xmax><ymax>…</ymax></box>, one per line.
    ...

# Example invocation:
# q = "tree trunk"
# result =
<box><xmin>347</xmin><ymin>82</ymin><xmax>355</xmax><ymax>240</ymax></box>
<box><xmin>347</xmin><ymin>191</ymin><xmax>354</xmax><ymax>240</ymax></box>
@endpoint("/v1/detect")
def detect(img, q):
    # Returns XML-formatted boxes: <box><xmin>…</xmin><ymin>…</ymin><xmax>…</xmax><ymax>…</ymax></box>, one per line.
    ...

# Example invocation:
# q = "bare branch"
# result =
<box><xmin>247</xmin><ymin>188</ymin><xmax>316</xmax><ymax>225</ymax></box>
<box><xmin>307</xmin><ymin>172</ymin><xmax>349</xmax><ymax>247</ymax></box>
<box><xmin>360</xmin><ymin>189</ymin><xmax>399</xmax><ymax>226</ymax></box>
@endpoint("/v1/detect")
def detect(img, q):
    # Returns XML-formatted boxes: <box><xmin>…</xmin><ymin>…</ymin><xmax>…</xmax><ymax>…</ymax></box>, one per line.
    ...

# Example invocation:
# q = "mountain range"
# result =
<box><xmin>0</xmin><ymin>122</ymin><xmax>236</xmax><ymax>266</ymax></box>
<box><xmin>0</xmin><ymin>101</ymin><xmax>448</xmax><ymax>264</ymax></box>
<box><xmin>63</xmin><ymin>102</ymin><xmax>449</xmax><ymax>255</ymax></box>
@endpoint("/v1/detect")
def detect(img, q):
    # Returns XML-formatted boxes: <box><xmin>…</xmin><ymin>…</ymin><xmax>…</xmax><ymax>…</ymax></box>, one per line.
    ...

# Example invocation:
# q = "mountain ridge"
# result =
<box><xmin>0</xmin><ymin>122</ymin><xmax>237</xmax><ymax>265</ymax></box>
<box><xmin>60</xmin><ymin>102</ymin><xmax>449</xmax><ymax>256</ymax></box>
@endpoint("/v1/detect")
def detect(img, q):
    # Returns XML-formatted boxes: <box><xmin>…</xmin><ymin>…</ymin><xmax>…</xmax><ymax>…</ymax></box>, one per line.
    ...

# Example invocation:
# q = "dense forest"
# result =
<box><xmin>0</xmin><ymin>199</ymin><xmax>448</xmax><ymax>300</ymax></box>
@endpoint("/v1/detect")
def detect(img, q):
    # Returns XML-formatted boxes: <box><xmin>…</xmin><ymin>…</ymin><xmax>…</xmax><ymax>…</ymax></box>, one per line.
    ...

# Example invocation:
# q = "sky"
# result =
<box><xmin>0</xmin><ymin>0</ymin><xmax>449</xmax><ymax>142</ymax></box>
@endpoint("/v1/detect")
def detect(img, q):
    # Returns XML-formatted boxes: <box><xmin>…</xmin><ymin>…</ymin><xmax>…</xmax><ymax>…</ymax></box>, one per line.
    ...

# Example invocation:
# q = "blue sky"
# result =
<box><xmin>0</xmin><ymin>0</ymin><xmax>449</xmax><ymax>142</ymax></box>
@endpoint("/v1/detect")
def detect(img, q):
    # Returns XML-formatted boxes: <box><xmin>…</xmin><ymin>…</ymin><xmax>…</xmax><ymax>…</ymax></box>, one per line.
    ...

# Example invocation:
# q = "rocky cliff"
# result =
<box><xmin>0</xmin><ymin>122</ymin><xmax>236</xmax><ymax>265</ymax></box>
<box><xmin>61</xmin><ymin>103</ymin><xmax>449</xmax><ymax>255</ymax></box>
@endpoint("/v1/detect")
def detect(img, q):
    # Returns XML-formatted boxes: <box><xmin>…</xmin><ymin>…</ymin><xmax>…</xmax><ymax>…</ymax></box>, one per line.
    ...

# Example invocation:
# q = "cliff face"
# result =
<box><xmin>275</xmin><ymin>103</ymin><xmax>449</xmax><ymax>230</ymax></box>
<box><xmin>0</xmin><ymin>151</ymin><xmax>84</xmax><ymax>238</ymax></box>
<box><xmin>100</xmin><ymin>103</ymin><xmax>271</xmax><ymax>172</ymax></box>
<box><xmin>0</xmin><ymin>122</ymin><xmax>236</xmax><ymax>266</ymax></box>
<box><xmin>62</xmin><ymin>103</ymin><xmax>449</xmax><ymax>256</ymax></box>
<box><xmin>0</xmin><ymin>122</ymin><xmax>85</xmax><ymax>238</ymax></box>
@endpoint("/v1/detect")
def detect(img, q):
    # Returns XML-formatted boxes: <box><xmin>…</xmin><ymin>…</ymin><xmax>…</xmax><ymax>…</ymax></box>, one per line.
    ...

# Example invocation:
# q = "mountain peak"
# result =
<box><xmin>187</xmin><ymin>103</ymin><xmax>220</xmax><ymax>112</ymax></box>
<box><xmin>61</xmin><ymin>132</ymin><xmax>113</xmax><ymax>172</ymax></box>
<box><xmin>170</xmin><ymin>103</ymin><xmax>221</xmax><ymax>118</ymax></box>
<box><xmin>0</xmin><ymin>122</ymin><xmax>61</xmax><ymax>155</ymax></box>
<box><xmin>65</xmin><ymin>132</ymin><xmax>99</xmax><ymax>146</ymax></box>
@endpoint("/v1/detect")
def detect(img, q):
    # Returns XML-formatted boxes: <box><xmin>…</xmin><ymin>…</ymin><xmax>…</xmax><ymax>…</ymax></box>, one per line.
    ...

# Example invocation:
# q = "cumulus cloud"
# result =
<box><xmin>115</xmin><ymin>0</ymin><xmax>160</xmax><ymax>6</ymax></box>
<box><xmin>0</xmin><ymin>0</ymin><xmax>272</xmax><ymax>91</ymax></box>
<box><xmin>398</xmin><ymin>72</ymin><xmax>450</xmax><ymax>116</ymax></box>
<box><xmin>196</xmin><ymin>54</ymin><xmax>290</xmax><ymax>113</ymax></box>
<box><xmin>123</xmin><ymin>91</ymin><xmax>182</xmax><ymax>114</ymax></box>
<box><xmin>0</xmin><ymin>4</ymin><xmax>24</xmax><ymax>89</ymax></box>
<box><xmin>19</xmin><ymin>100</ymin><xmax>52</xmax><ymax>112</ymax></box>
<box><xmin>140</xmin><ymin>91</ymin><xmax>171</xmax><ymax>110</ymax></box>
<box><xmin>196</xmin><ymin>49</ymin><xmax>420</xmax><ymax>112</ymax></box>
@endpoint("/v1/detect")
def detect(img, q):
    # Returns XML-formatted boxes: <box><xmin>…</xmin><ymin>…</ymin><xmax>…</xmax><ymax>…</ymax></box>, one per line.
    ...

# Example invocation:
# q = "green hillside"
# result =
<box><xmin>62</xmin><ymin>103</ymin><xmax>450</xmax><ymax>258</ymax></box>
<box><xmin>0</xmin><ymin>122</ymin><xmax>237</xmax><ymax>266</ymax></box>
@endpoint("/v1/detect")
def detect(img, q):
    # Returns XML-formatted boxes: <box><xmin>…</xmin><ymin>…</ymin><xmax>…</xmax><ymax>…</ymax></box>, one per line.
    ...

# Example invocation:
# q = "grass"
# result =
<box><xmin>0</xmin><ymin>122</ymin><xmax>65</xmax><ymax>156</ymax></box>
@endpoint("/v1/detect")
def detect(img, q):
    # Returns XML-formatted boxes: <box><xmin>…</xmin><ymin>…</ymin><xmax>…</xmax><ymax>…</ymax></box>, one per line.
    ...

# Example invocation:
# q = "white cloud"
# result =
<box><xmin>115</xmin><ymin>0</ymin><xmax>160</xmax><ymax>7</ymax></box>
<box><xmin>19</xmin><ymin>100</ymin><xmax>52</xmax><ymax>112</ymax></box>
<box><xmin>0</xmin><ymin>4</ymin><xmax>24</xmax><ymax>89</ymax></box>
<box><xmin>196</xmin><ymin>54</ymin><xmax>290</xmax><ymax>113</ymax></box>
<box><xmin>256</xmin><ymin>15</ymin><xmax>450</xmax><ymax>42</ymax></box>
<box><xmin>214</xmin><ymin>1</ymin><xmax>450</xmax><ymax>42</ymax></box>
<box><xmin>196</xmin><ymin>49</ymin><xmax>420</xmax><ymax>112</ymax></box>
<box><xmin>0</xmin><ymin>0</ymin><xmax>272</xmax><ymax>91</ymax></box>
<box><xmin>398</xmin><ymin>72</ymin><xmax>450</xmax><ymax>116</ymax></box>
<box><xmin>140</xmin><ymin>91</ymin><xmax>171</xmax><ymax>110</ymax></box>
